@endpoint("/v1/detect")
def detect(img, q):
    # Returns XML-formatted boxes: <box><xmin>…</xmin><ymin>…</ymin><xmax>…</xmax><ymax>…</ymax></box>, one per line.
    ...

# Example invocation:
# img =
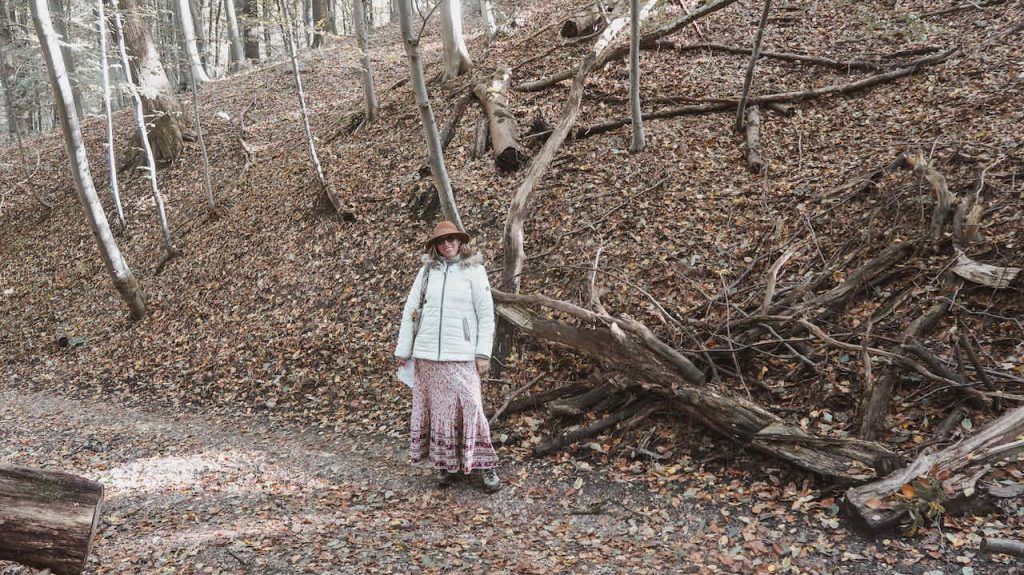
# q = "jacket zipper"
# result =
<box><xmin>437</xmin><ymin>262</ymin><xmax>450</xmax><ymax>360</ymax></box>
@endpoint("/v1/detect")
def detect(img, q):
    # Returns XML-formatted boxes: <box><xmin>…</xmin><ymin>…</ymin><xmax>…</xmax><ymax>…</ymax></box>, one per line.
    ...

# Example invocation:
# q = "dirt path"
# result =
<box><xmin>0</xmin><ymin>385</ymin><xmax>1016</xmax><ymax>574</ymax></box>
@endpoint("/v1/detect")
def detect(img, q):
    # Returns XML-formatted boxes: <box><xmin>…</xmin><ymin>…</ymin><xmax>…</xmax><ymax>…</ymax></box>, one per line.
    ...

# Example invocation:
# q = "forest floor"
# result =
<box><xmin>2</xmin><ymin>0</ymin><xmax>1024</xmax><ymax>573</ymax></box>
<box><xmin>0</xmin><ymin>381</ymin><xmax>1019</xmax><ymax>575</ymax></box>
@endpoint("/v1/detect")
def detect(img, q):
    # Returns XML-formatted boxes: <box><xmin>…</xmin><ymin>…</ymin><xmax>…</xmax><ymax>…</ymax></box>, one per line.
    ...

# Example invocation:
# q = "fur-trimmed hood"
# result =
<box><xmin>419</xmin><ymin>252</ymin><xmax>485</xmax><ymax>268</ymax></box>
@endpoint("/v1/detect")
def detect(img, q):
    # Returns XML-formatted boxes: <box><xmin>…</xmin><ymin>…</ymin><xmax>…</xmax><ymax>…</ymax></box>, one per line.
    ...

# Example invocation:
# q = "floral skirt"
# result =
<box><xmin>410</xmin><ymin>359</ymin><xmax>499</xmax><ymax>473</ymax></box>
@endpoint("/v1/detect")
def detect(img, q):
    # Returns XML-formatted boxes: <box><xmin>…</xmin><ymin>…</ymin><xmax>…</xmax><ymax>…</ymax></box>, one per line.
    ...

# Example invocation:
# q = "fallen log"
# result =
<box><xmin>981</xmin><ymin>538</ymin><xmax>1024</xmax><ymax>558</ymax></box>
<box><xmin>494</xmin><ymin>382</ymin><xmax>588</xmax><ymax>418</ymax></box>
<box><xmin>495</xmin><ymin>295</ymin><xmax>898</xmax><ymax>481</ymax></box>
<box><xmin>639</xmin><ymin>41</ymin><xmax>880</xmax><ymax>71</ymax></box>
<box><xmin>845</xmin><ymin>405</ymin><xmax>1024</xmax><ymax>533</ymax></box>
<box><xmin>896</xmin><ymin>152</ymin><xmax>955</xmax><ymax>248</ymax></box>
<box><xmin>535</xmin><ymin>398</ymin><xmax>652</xmax><ymax>456</ymax></box>
<box><xmin>471</xmin><ymin>115</ymin><xmax>489</xmax><ymax>159</ymax></box>
<box><xmin>744</xmin><ymin>105</ymin><xmax>764</xmax><ymax>173</ymax></box>
<box><xmin>474</xmin><ymin>64</ymin><xmax>528</xmax><ymax>171</ymax></box>
<box><xmin>951</xmin><ymin>252</ymin><xmax>1021</xmax><ymax>289</ymax></box>
<box><xmin>549</xmin><ymin>381</ymin><xmax>616</xmax><ymax>416</ymax></box>
<box><xmin>0</xmin><ymin>464</ymin><xmax>104</xmax><ymax>575</ymax></box>
<box><xmin>561</xmin><ymin>2</ymin><xmax>606</xmax><ymax>37</ymax></box>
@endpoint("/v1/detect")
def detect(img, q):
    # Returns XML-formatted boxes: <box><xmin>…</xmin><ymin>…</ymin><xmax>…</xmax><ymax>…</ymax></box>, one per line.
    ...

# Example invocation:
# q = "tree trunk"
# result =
<box><xmin>240</xmin><ymin>0</ymin><xmax>260</xmax><ymax>62</ymax></box>
<box><xmin>0</xmin><ymin>464</ymin><xmax>104</xmax><ymax>575</ymax></box>
<box><xmin>845</xmin><ymin>406</ymin><xmax>1024</xmax><ymax>533</ymax></box>
<box><xmin>479</xmin><ymin>0</ymin><xmax>497</xmax><ymax>39</ymax></box>
<box><xmin>112</xmin><ymin>0</ymin><xmax>186</xmax><ymax>167</ymax></box>
<box><xmin>352</xmin><ymin>0</ymin><xmax>377</xmax><ymax>125</ymax></box>
<box><xmin>734</xmin><ymin>0</ymin><xmax>771</xmax><ymax>133</ymax></box>
<box><xmin>473</xmin><ymin>64</ymin><xmax>527</xmax><ymax>171</ymax></box>
<box><xmin>440</xmin><ymin>0</ymin><xmax>472</xmax><ymax>81</ymax></box>
<box><xmin>561</xmin><ymin>2</ymin><xmax>604</xmax><ymax>37</ymax></box>
<box><xmin>46</xmin><ymin>0</ymin><xmax>82</xmax><ymax>118</ymax></box>
<box><xmin>627</xmin><ymin>0</ymin><xmax>644</xmax><ymax>152</ymax></box>
<box><xmin>189</xmin><ymin>0</ymin><xmax>209</xmax><ymax>69</ymax></box>
<box><xmin>223</xmin><ymin>0</ymin><xmax>247</xmax><ymax>70</ymax></box>
<box><xmin>112</xmin><ymin>0</ymin><xmax>177</xmax><ymax>259</ymax></box>
<box><xmin>397</xmin><ymin>0</ymin><xmax>463</xmax><ymax>229</ymax></box>
<box><xmin>31</xmin><ymin>0</ymin><xmax>146</xmax><ymax>320</ymax></box>
<box><xmin>176</xmin><ymin>0</ymin><xmax>211</xmax><ymax>82</ymax></box>
<box><xmin>262</xmin><ymin>0</ymin><xmax>271</xmax><ymax>57</ymax></box>
<box><xmin>311</xmin><ymin>0</ymin><xmax>328</xmax><ymax>46</ymax></box>
<box><xmin>302</xmin><ymin>0</ymin><xmax>312</xmax><ymax>45</ymax></box>
<box><xmin>96</xmin><ymin>0</ymin><xmax>127</xmax><ymax>229</ymax></box>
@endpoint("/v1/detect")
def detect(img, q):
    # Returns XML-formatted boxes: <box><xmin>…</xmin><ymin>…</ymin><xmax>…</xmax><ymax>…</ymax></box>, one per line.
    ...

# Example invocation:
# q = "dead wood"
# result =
<box><xmin>497</xmin><ymin>383</ymin><xmax>589</xmax><ymax>417</ymax></box>
<box><xmin>981</xmin><ymin>538</ymin><xmax>1024</xmax><ymax>558</ymax></box>
<box><xmin>535</xmin><ymin>398</ymin><xmax>652</xmax><ymax>456</ymax></box>
<box><xmin>489</xmin><ymin>372</ymin><xmax>547</xmax><ymax>424</ymax></box>
<box><xmin>496</xmin><ymin>296</ymin><xmax>897</xmax><ymax>481</ymax></box>
<box><xmin>549</xmin><ymin>381</ymin><xmax>615</xmax><ymax>416</ymax></box>
<box><xmin>744</xmin><ymin>106</ymin><xmax>764</xmax><ymax>173</ymax></box>
<box><xmin>920</xmin><ymin>0</ymin><xmax>1007</xmax><ymax>18</ymax></box>
<box><xmin>471</xmin><ymin>115</ymin><xmax>490</xmax><ymax>159</ymax></box>
<box><xmin>561</xmin><ymin>2</ymin><xmax>606</xmax><ymax>37</ymax></box>
<box><xmin>474</xmin><ymin>64</ymin><xmax>528</xmax><ymax>171</ymax></box>
<box><xmin>958</xmin><ymin>326</ymin><xmax>997</xmax><ymax>395</ymax></box>
<box><xmin>902</xmin><ymin>339</ymin><xmax>991</xmax><ymax>408</ymax></box>
<box><xmin>735</xmin><ymin>0</ymin><xmax>772</xmax><ymax>133</ymax></box>
<box><xmin>951</xmin><ymin>253</ymin><xmax>1021</xmax><ymax>289</ymax></box>
<box><xmin>845</xmin><ymin>405</ymin><xmax>1024</xmax><ymax>533</ymax></box>
<box><xmin>896</xmin><ymin>152</ymin><xmax>955</xmax><ymax>248</ymax></box>
<box><xmin>574</xmin><ymin>47</ymin><xmax>960</xmax><ymax>137</ymax></box>
<box><xmin>640</xmin><ymin>41</ymin><xmax>880</xmax><ymax>71</ymax></box>
<box><xmin>0</xmin><ymin>464</ymin><xmax>104</xmax><ymax>575</ymax></box>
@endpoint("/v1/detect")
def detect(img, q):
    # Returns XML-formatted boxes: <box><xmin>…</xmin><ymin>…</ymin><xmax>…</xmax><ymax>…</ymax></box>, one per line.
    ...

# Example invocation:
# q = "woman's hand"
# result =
<box><xmin>476</xmin><ymin>358</ymin><xmax>489</xmax><ymax>377</ymax></box>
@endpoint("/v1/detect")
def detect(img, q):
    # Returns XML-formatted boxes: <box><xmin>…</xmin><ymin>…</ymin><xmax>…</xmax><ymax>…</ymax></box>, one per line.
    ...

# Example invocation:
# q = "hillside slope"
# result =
<box><xmin>1</xmin><ymin>0</ymin><xmax>1023</xmax><ymax>559</ymax></box>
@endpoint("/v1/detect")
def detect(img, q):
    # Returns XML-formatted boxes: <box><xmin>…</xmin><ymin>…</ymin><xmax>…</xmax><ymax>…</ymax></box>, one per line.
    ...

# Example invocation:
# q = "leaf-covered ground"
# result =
<box><xmin>1</xmin><ymin>0</ymin><xmax>1023</xmax><ymax>572</ymax></box>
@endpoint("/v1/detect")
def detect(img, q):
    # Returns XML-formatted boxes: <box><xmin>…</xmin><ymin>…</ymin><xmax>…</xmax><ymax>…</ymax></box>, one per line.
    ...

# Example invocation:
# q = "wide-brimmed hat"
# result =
<box><xmin>424</xmin><ymin>220</ymin><xmax>470</xmax><ymax>249</ymax></box>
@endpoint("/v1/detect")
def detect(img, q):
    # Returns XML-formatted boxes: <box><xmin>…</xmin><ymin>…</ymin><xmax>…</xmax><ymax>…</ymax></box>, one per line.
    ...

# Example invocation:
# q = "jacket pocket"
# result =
<box><xmin>462</xmin><ymin>317</ymin><xmax>471</xmax><ymax>341</ymax></box>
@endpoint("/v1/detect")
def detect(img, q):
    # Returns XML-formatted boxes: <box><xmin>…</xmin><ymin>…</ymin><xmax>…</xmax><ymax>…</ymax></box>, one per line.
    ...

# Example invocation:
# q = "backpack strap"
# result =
<box><xmin>412</xmin><ymin>264</ymin><xmax>430</xmax><ymax>339</ymax></box>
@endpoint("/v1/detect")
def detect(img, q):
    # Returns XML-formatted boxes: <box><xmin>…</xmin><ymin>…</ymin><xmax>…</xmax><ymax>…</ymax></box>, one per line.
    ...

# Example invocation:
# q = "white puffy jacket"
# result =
<box><xmin>394</xmin><ymin>253</ymin><xmax>495</xmax><ymax>362</ymax></box>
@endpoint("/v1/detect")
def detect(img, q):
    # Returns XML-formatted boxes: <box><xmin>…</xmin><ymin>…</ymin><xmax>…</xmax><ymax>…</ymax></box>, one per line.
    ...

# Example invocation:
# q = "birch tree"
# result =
<box><xmin>175</xmin><ymin>0</ymin><xmax>210</xmax><ymax>82</ymax></box>
<box><xmin>352</xmin><ymin>0</ymin><xmax>377</xmax><ymax>126</ymax></box>
<box><xmin>397</xmin><ymin>0</ymin><xmax>462</xmax><ymax>229</ymax></box>
<box><xmin>30</xmin><ymin>0</ymin><xmax>146</xmax><ymax>320</ymax></box>
<box><xmin>627</xmin><ymin>0</ymin><xmax>644</xmax><ymax>152</ymax></box>
<box><xmin>96</xmin><ymin>0</ymin><xmax>126</xmax><ymax>229</ymax></box>
<box><xmin>223</xmin><ymin>0</ymin><xmax>247</xmax><ymax>70</ymax></box>
<box><xmin>439</xmin><ymin>0</ymin><xmax>471</xmax><ymax>81</ymax></box>
<box><xmin>112</xmin><ymin>0</ymin><xmax>178</xmax><ymax>260</ymax></box>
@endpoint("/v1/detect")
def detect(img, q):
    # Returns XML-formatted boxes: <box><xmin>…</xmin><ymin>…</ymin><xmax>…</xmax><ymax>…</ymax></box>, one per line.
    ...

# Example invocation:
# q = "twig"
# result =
<box><xmin>490</xmin><ymin>373</ymin><xmax>546</xmax><ymax>425</ymax></box>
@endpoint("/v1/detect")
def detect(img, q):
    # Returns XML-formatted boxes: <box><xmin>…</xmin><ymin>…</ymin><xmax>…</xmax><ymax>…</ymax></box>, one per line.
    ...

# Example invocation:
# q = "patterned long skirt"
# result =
<box><xmin>410</xmin><ymin>359</ymin><xmax>499</xmax><ymax>473</ymax></box>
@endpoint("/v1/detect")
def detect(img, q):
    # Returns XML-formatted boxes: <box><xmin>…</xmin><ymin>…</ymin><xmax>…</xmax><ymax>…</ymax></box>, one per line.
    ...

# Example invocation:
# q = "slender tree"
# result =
<box><xmin>479</xmin><ymin>0</ymin><xmax>497</xmax><ymax>40</ymax></box>
<box><xmin>397</xmin><ymin>0</ymin><xmax>462</xmax><ymax>229</ymax></box>
<box><xmin>223</xmin><ymin>0</ymin><xmax>246</xmax><ymax>70</ymax></box>
<box><xmin>352</xmin><ymin>0</ymin><xmax>377</xmax><ymax>126</ymax></box>
<box><xmin>96</xmin><ymin>0</ymin><xmax>126</xmax><ymax>228</ymax></box>
<box><xmin>111</xmin><ymin>0</ymin><xmax>186</xmax><ymax>165</ymax></box>
<box><xmin>188</xmin><ymin>0</ymin><xmax>208</xmax><ymax>68</ymax></box>
<box><xmin>112</xmin><ymin>0</ymin><xmax>177</xmax><ymax>259</ymax></box>
<box><xmin>175</xmin><ymin>0</ymin><xmax>210</xmax><ymax>82</ymax></box>
<box><xmin>735</xmin><ymin>0</ymin><xmax>771</xmax><ymax>133</ymax></box>
<box><xmin>439</xmin><ymin>0</ymin><xmax>471</xmax><ymax>81</ymax></box>
<box><xmin>627</xmin><ymin>0</ymin><xmax>644</xmax><ymax>152</ymax></box>
<box><xmin>240</xmin><ymin>0</ymin><xmax>259</xmax><ymax>62</ymax></box>
<box><xmin>46</xmin><ymin>0</ymin><xmax>82</xmax><ymax>118</ymax></box>
<box><xmin>30</xmin><ymin>0</ymin><xmax>146</xmax><ymax>320</ymax></box>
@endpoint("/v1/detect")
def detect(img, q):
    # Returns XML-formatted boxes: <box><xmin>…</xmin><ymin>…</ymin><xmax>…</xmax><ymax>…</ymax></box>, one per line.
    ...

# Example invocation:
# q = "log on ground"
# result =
<box><xmin>474</xmin><ymin>64</ymin><xmax>528</xmax><ymax>171</ymax></box>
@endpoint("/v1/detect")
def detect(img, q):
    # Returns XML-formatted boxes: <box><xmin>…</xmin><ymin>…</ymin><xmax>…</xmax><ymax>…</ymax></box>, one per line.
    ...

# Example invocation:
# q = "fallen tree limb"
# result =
<box><xmin>744</xmin><ymin>106</ymin><xmax>764</xmax><ymax>173</ymax></box>
<box><xmin>845</xmin><ymin>405</ymin><xmax>1024</xmax><ymax>533</ymax></box>
<box><xmin>981</xmin><ymin>538</ymin><xmax>1024</xmax><ymax>558</ymax></box>
<box><xmin>535</xmin><ymin>398</ymin><xmax>651</xmax><ymax>456</ymax></box>
<box><xmin>640</xmin><ymin>41</ymin><xmax>880</xmax><ymax>71</ymax></box>
<box><xmin>474</xmin><ymin>64</ymin><xmax>528</xmax><ymax>171</ymax></box>
<box><xmin>952</xmin><ymin>252</ymin><xmax>1021</xmax><ymax>289</ymax></box>
<box><xmin>496</xmin><ymin>383</ymin><xmax>589</xmax><ymax>417</ymax></box>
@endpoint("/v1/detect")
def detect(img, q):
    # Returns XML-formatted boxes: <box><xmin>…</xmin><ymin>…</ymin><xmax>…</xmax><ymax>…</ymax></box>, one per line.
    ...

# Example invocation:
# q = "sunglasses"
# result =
<box><xmin>436</xmin><ymin>236</ymin><xmax>461</xmax><ymax>245</ymax></box>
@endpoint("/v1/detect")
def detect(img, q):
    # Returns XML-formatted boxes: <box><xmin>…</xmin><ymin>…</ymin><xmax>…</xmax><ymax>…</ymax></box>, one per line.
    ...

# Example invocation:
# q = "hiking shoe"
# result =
<box><xmin>481</xmin><ymin>469</ymin><xmax>501</xmax><ymax>493</ymax></box>
<box><xmin>436</xmin><ymin>469</ymin><xmax>457</xmax><ymax>487</ymax></box>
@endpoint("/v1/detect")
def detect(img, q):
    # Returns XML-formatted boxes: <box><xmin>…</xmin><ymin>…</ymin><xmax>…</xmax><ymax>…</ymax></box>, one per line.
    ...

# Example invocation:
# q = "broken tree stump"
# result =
<box><xmin>474</xmin><ymin>64</ymin><xmax>528</xmax><ymax>172</ymax></box>
<box><xmin>560</xmin><ymin>2</ymin><xmax>606</xmax><ymax>37</ymax></box>
<box><xmin>0</xmin><ymin>464</ymin><xmax>104</xmax><ymax>575</ymax></box>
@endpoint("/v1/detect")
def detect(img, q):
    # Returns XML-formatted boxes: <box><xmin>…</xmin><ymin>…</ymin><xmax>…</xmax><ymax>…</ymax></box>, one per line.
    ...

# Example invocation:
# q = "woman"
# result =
<box><xmin>394</xmin><ymin>221</ymin><xmax>501</xmax><ymax>492</ymax></box>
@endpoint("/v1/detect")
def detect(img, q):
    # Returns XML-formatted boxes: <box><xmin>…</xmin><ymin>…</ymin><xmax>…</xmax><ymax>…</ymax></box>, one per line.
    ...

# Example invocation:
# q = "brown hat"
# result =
<box><xmin>424</xmin><ymin>220</ymin><xmax>470</xmax><ymax>249</ymax></box>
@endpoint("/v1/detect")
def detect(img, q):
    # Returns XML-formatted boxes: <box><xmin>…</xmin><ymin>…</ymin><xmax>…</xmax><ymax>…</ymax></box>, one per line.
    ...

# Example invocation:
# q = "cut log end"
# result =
<box><xmin>496</xmin><ymin>146</ymin><xmax>529</xmax><ymax>172</ymax></box>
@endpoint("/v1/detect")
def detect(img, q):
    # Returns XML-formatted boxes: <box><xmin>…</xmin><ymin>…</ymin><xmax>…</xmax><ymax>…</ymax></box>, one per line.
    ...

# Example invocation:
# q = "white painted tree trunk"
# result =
<box><xmin>175</xmin><ymin>0</ymin><xmax>211</xmax><ymax>82</ymax></box>
<box><xmin>111</xmin><ymin>0</ymin><xmax>177</xmax><ymax>259</ymax></box>
<box><xmin>352</xmin><ymin>0</ymin><xmax>378</xmax><ymax>125</ymax></box>
<box><xmin>278</xmin><ymin>0</ymin><xmax>340</xmax><ymax>210</ymax></box>
<box><xmin>96</xmin><ymin>0</ymin><xmax>127</xmax><ymax>229</ymax></box>
<box><xmin>397</xmin><ymin>0</ymin><xmax>462</xmax><ymax>229</ymax></box>
<box><xmin>479</xmin><ymin>0</ymin><xmax>498</xmax><ymax>39</ymax></box>
<box><xmin>628</xmin><ymin>0</ymin><xmax>644</xmax><ymax>152</ymax></box>
<box><xmin>439</xmin><ymin>0</ymin><xmax>472</xmax><ymax>81</ymax></box>
<box><xmin>223</xmin><ymin>0</ymin><xmax>248</xmax><ymax>71</ymax></box>
<box><xmin>30</xmin><ymin>0</ymin><xmax>146</xmax><ymax>320</ymax></box>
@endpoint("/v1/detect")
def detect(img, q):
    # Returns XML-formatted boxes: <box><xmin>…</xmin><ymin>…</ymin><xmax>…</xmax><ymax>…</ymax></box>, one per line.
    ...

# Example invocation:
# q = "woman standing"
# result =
<box><xmin>394</xmin><ymin>221</ymin><xmax>501</xmax><ymax>492</ymax></box>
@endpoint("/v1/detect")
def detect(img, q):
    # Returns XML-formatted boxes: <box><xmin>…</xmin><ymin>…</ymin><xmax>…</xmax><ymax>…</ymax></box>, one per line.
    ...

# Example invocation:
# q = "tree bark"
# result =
<box><xmin>734</xmin><ymin>0</ymin><xmax>771</xmax><ymax>133</ymax></box>
<box><xmin>96</xmin><ymin>0</ymin><xmax>127</xmax><ymax>229</ymax></box>
<box><xmin>561</xmin><ymin>2</ymin><xmax>604</xmax><ymax>37</ymax></box>
<box><xmin>223</xmin><ymin>0</ymin><xmax>247</xmax><ymax>70</ymax></box>
<box><xmin>176</xmin><ymin>0</ymin><xmax>211</xmax><ymax>82</ymax></box>
<box><xmin>353</xmin><ymin>0</ymin><xmax>378</xmax><ymax>126</ymax></box>
<box><xmin>31</xmin><ymin>0</ymin><xmax>146</xmax><ymax>320</ymax></box>
<box><xmin>0</xmin><ymin>464</ymin><xmax>104</xmax><ymax>575</ymax></box>
<box><xmin>240</xmin><ymin>0</ymin><xmax>260</xmax><ymax>62</ymax></box>
<box><xmin>473</xmin><ymin>64</ymin><xmax>527</xmax><ymax>171</ymax></box>
<box><xmin>440</xmin><ymin>0</ymin><xmax>472</xmax><ymax>81</ymax></box>
<box><xmin>188</xmin><ymin>0</ymin><xmax>209</xmax><ymax>69</ymax></box>
<box><xmin>479</xmin><ymin>0</ymin><xmax>497</xmax><ymax>39</ymax></box>
<box><xmin>112</xmin><ymin>0</ymin><xmax>186</xmax><ymax>167</ymax></box>
<box><xmin>744</xmin><ymin>105</ymin><xmax>763</xmax><ymax>172</ymax></box>
<box><xmin>845</xmin><ymin>405</ymin><xmax>1024</xmax><ymax>533</ymax></box>
<box><xmin>311</xmin><ymin>0</ymin><xmax>329</xmax><ymax>46</ymax></box>
<box><xmin>47</xmin><ymin>0</ymin><xmax>83</xmax><ymax>118</ymax></box>
<box><xmin>627</xmin><ymin>0</ymin><xmax>644</xmax><ymax>152</ymax></box>
<box><xmin>397</xmin><ymin>0</ymin><xmax>463</xmax><ymax>229</ymax></box>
